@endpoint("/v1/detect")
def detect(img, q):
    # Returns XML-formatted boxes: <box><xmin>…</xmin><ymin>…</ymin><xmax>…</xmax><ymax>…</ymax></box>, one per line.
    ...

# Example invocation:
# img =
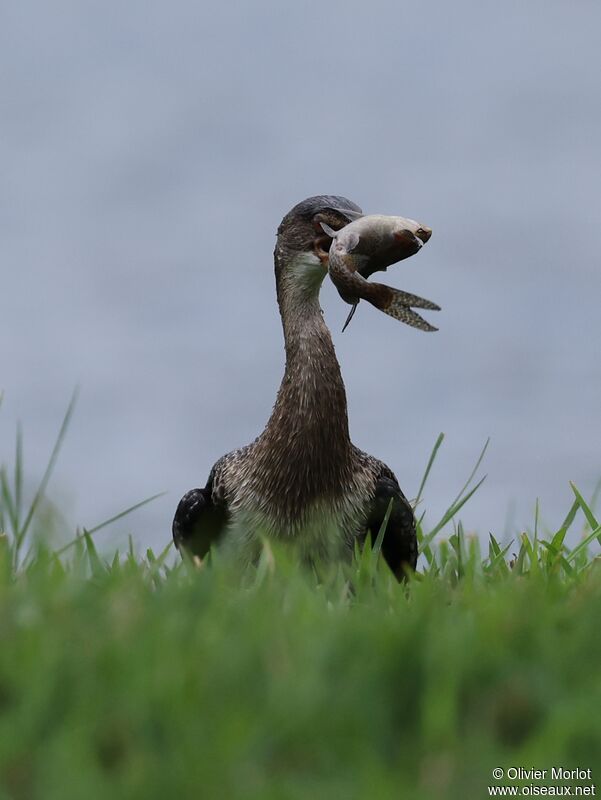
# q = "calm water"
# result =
<box><xmin>2</xmin><ymin>1</ymin><xmax>600</xmax><ymax>552</ymax></box>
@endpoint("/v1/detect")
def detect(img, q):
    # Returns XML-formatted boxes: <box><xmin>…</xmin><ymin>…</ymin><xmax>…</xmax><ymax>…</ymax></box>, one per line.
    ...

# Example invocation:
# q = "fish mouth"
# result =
<box><xmin>350</xmin><ymin>225</ymin><xmax>432</xmax><ymax>280</ymax></box>
<box><xmin>394</xmin><ymin>224</ymin><xmax>432</xmax><ymax>247</ymax></box>
<box><xmin>415</xmin><ymin>225</ymin><xmax>432</xmax><ymax>244</ymax></box>
<box><xmin>394</xmin><ymin>228</ymin><xmax>423</xmax><ymax>247</ymax></box>
<box><xmin>361</xmin><ymin>225</ymin><xmax>431</xmax><ymax>273</ymax></box>
<box><xmin>354</xmin><ymin>230</ymin><xmax>424</xmax><ymax>280</ymax></box>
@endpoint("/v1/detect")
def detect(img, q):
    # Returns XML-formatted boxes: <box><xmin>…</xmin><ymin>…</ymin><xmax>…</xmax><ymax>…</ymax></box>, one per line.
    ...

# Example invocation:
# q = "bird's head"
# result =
<box><xmin>274</xmin><ymin>195</ymin><xmax>363</xmax><ymax>297</ymax></box>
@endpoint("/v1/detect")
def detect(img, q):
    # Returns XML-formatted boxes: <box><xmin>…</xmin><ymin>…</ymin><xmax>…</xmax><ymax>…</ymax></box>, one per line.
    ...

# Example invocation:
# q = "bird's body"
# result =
<box><xmin>173</xmin><ymin>196</ymin><xmax>436</xmax><ymax>576</ymax></box>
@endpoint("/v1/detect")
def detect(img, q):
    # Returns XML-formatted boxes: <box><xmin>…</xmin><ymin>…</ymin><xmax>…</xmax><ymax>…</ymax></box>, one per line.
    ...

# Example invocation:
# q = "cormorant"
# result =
<box><xmin>173</xmin><ymin>195</ymin><xmax>435</xmax><ymax>577</ymax></box>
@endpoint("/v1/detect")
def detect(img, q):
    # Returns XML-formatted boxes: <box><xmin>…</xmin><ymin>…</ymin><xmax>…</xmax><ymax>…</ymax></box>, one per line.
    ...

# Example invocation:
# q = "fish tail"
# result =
<box><xmin>384</xmin><ymin>302</ymin><xmax>438</xmax><ymax>332</ymax></box>
<box><xmin>367</xmin><ymin>284</ymin><xmax>439</xmax><ymax>331</ymax></box>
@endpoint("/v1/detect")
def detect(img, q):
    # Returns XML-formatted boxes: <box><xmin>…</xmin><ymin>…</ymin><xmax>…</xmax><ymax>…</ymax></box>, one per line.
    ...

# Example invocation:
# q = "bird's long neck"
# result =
<box><xmin>254</xmin><ymin>254</ymin><xmax>353</xmax><ymax>514</ymax></box>
<box><xmin>275</xmin><ymin>274</ymin><xmax>351</xmax><ymax>449</ymax></box>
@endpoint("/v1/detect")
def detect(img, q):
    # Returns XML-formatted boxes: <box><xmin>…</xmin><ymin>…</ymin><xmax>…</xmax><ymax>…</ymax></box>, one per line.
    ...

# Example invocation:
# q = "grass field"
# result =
<box><xmin>1</xmin><ymin>400</ymin><xmax>600</xmax><ymax>799</ymax></box>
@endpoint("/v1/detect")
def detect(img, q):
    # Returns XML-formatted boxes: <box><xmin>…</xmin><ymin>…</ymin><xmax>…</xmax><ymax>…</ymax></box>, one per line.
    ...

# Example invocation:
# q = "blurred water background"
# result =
<box><xmin>2</xmin><ymin>1</ymin><xmax>600</xmax><ymax>552</ymax></box>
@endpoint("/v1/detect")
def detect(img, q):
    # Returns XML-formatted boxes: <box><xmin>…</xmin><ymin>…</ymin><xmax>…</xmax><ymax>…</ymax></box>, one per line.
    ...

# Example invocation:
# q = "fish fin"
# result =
<box><xmin>321</xmin><ymin>222</ymin><xmax>361</xmax><ymax>253</ymax></box>
<box><xmin>344</xmin><ymin>231</ymin><xmax>361</xmax><ymax>252</ymax></box>
<box><xmin>320</xmin><ymin>222</ymin><xmax>338</xmax><ymax>238</ymax></box>
<box><xmin>341</xmin><ymin>303</ymin><xmax>358</xmax><ymax>332</ymax></box>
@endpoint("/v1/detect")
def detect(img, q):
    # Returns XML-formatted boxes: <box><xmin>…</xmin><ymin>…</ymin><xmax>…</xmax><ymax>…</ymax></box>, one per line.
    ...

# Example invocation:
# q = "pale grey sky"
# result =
<box><xmin>2</xmin><ymin>1</ymin><xmax>600</xmax><ymax>552</ymax></box>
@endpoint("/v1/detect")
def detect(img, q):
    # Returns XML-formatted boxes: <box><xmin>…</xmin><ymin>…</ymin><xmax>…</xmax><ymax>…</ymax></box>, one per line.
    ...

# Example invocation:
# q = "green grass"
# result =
<box><xmin>1</xmin><ymin>398</ymin><xmax>600</xmax><ymax>799</ymax></box>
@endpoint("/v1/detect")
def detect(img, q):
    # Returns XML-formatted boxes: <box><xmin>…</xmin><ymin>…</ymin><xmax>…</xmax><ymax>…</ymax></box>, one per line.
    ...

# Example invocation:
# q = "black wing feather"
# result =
<box><xmin>172</xmin><ymin>471</ymin><xmax>228</xmax><ymax>559</ymax></box>
<box><xmin>363</xmin><ymin>474</ymin><xmax>417</xmax><ymax>578</ymax></box>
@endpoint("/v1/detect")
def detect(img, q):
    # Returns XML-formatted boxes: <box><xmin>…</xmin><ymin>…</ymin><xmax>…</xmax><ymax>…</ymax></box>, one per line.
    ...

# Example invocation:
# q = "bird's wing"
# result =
<box><xmin>172</xmin><ymin>457</ymin><xmax>230</xmax><ymax>560</ymax></box>
<box><xmin>360</xmin><ymin>458</ymin><xmax>417</xmax><ymax>577</ymax></box>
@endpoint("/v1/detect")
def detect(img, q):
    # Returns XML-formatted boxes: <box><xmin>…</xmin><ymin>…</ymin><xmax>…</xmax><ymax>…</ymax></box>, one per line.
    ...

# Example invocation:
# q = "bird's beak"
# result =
<box><xmin>341</xmin><ymin>208</ymin><xmax>363</xmax><ymax>223</ymax></box>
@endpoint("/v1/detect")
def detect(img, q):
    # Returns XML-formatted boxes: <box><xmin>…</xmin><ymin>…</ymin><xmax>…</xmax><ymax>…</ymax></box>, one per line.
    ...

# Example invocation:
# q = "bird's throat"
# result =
<box><xmin>255</xmin><ymin>256</ymin><xmax>353</xmax><ymax>515</ymax></box>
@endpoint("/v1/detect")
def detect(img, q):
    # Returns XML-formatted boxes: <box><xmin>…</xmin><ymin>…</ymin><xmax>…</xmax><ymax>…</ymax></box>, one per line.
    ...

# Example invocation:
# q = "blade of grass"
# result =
<box><xmin>373</xmin><ymin>498</ymin><xmax>394</xmax><ymax>560</ymax></box>
<box><xmin>14</xmin><ymin>423</ymin><xmax>23</xmax><ymax>531</ymax></box>
<box><xmin>420</xmin><ymin>475</ymin><xmax>487</xmax><ymax>550</ymax></box>
<box><xmin>0</xmin><ymin>467</ymin><xmax>19</xmax><ymax>537</ymax></box>
<box><xmin>16</xmin><ymin>388</ymin><xmax>79</xmax><ymax>559</ymax></box>
<box><xmin>488</xmin><ymin>533</ymin><xmax>502</xmax><ymax>559</ymax></box>
<box><xmin>487</xmin><ymin>538</ymin><xmax>513</xmax><ymax>576</ymax></box>
<box><xmin>567</xmin><ymin>524</ymin><xmax>601</xmax><ymax>564</ymax></box>
<box><xmin>487</xmin><ymin>533</ymin><xmax>513</xmax><ymax>570</ymax></box>
<box><xmin>549</xmin><ymin>526</ymin><xmax>569</xmax><ymax>554</ymax></box>
<box><xmin>84</xmin><ymin>530</ymin><xmax>107</xmax><ymax>576</ymax></box>
<box><xmin>448</xmin><ymin>437</ymin><xmax>490</xmax><ymax>509</ymax></box>
<box><xmin>540</xmin><ymin>540</ymin><xmax>573</xmax><ymax>576</ymax></box>
<box><xmin>570</xmin><ymin>482</ymin><xmax>600</xmax><ymax>543</ymax></box>
<box><xmin>414</xmin><ymin>433</ymin><xmax>444</xmax><ymax>508</ymax></box>
<box><xmin>521</xmin><ymin>530</ymin><xmax>539</xmax><ymax>574</ymax></box>
<box><xmin>54</xmin><ymin>492</ymin><xmax>165</xmax><ymax>556</ymax></box>
<box><xmin>555</xmin><ymin>497</ymin><xmax>580</xmax><ymax>539</ymax></box>
<box><xmin>154</xmin><ymin>540</ymin><xmax>173</xmax><ymax>566</ymax></box>
<box><xmin>590</xmin><ymin>478</ymin><xmax>601</xmax><ymax>514</ymax></box>
<box><xmin>87</xmin><ymin>492</ymin><xmax>166</xmax><ymax>537</ymax></box>
<box><xmin>449</xmin><ymin>529</ymin><xmax>464</xmax><ymax>579</ymax></box>
<box><xmin>512</xmin><ymin>534</ymin><xmax>529</xmax><ymax>575</ymax></box>
<box><xmin>417</xmin><ymin>511</ymin><xmax>436</xmax><ymax>569</ymax></box>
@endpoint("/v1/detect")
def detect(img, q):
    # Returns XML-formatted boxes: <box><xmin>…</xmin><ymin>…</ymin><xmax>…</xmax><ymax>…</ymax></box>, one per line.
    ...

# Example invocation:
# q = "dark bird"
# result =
<box><xmin>173</xmin><ymin>196</ymin><xmax>436</xmax><ymax>577</ymax></box>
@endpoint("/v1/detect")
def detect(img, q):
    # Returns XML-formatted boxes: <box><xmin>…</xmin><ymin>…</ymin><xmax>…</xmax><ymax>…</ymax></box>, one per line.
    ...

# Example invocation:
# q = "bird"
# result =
<box><xmin>173</xmin><ymin>195</ymin><xmax>433</xmax><ymax>577</ymax></box>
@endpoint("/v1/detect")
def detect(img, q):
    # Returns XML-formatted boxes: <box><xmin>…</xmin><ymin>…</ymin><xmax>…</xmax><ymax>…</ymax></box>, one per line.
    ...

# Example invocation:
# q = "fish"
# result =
<box><xmin>321</xmin><ymin>214</ymin><xmax>440</xmax><ymax>332</ymax></box>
